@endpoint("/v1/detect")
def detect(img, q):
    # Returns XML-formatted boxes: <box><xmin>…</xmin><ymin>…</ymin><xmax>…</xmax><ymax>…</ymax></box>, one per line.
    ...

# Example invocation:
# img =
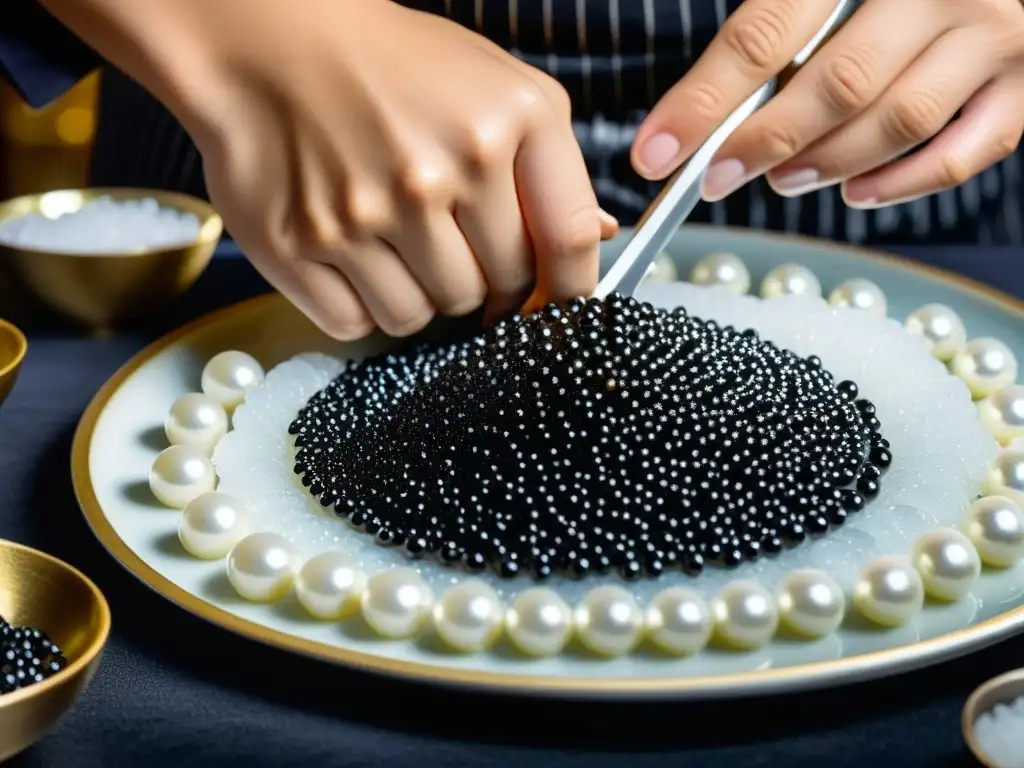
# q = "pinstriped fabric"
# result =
<box><xmin>89</xmin><ymin>0</ymin><xmax>1024</xmax><ymax>246</ymax></box>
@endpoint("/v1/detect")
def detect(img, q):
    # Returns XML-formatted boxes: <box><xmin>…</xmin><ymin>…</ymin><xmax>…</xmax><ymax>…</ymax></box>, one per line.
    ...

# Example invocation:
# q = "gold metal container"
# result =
<box><xmin>0</xmin><ymin>188</ymin><xmax>223</xmax><ymax>331</ymax></box>
<box><xmin>0</xmin><ymin>539</ymin><xmax>110</xmax><ymax>762</ymax></box>
<box><xmin>0</xmin><ymin>317</ymin><xmax>26</xmax><ymax>410</ymax></box>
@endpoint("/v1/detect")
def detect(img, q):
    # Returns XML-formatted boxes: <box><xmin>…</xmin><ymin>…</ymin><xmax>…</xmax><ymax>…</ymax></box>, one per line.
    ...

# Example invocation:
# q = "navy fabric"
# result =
<box><xmin>0</xmin><ymin>244</ymin><xmax>1021</xmax><ymax>767</ymax></box>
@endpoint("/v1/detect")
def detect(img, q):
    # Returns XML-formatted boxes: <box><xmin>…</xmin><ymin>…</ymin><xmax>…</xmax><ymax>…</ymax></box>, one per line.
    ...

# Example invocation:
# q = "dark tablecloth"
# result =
<box><xmin>2</xmin><ymin>243</ymin><xmax>1021</xmax><ymax>768</ymax></box>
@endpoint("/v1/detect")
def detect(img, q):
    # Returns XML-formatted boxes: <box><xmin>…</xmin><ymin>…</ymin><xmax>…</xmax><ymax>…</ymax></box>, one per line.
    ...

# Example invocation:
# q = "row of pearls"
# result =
<box><xmin>155</xmin><ymin>265</ymin><xmax>1024</xmax><ymax>658</ymax></box>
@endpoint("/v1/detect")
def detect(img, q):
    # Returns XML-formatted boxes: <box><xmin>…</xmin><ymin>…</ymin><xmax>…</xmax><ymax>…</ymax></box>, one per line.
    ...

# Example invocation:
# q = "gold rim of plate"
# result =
<box><xmin>69</xmin><ymin>226</ymin><xmax>1024</xmax><ymax>698</ymax></box>
<box><xmin>0</xmin><ymin>317</ymin><xmax>27</xmax><ymax>381</ymax></box>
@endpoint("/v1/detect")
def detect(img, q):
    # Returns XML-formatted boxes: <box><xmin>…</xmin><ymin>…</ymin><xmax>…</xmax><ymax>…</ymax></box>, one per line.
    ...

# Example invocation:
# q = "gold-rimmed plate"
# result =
<box><xmin>71</xmin><ymin>226</ymin><xmax>1024</xmax><ymax>700</ymax></box>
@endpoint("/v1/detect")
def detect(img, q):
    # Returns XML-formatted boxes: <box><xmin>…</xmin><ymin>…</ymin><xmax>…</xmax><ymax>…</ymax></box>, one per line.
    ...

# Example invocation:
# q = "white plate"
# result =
<box><xmin>72</xmin><ymin>226</ymin><xmax>1024</xmax><ymax>700</ymax></box>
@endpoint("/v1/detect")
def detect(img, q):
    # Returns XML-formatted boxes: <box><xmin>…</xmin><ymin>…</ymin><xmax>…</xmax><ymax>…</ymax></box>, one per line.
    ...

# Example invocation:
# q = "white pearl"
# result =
<box><xmin>978</xmin><ymin>385</ymin><xmax>1024</xmax><ymax>445</ymax></box>
<box><xmin>962</xmin><ymin>495</ymin><xmax>1024</xmax><ymax>568</ymax></box>
<box><xmin>911</xmin><ymin>528</ymin><xmax>980</xmax><ymax>601</ymax></box>
<box><xmin>642</xmin><ymin>252</ymin><xmax>678</xmax><ymax>284</ymax></box>
<box><xmin>644</xmin><ymin>587</ymin><xmax>712</xmax><ymax>656</ymax></box>
<box><xmin>759</xmin><ymin>263</ymin><xmax>822</xmax><ymax>300</ymax></box>
<box><xmin>828</xmin><ymin>278</ymin><xmax>887</xmax><ymax>317</ymax></box>
<box><xmin>149</xmin><ymin>445</ymin><xmax>216</xmax><ymax>508</ymax></box>
<box><xmin>711</xmin><ymin>580</ymin><xmax>779</xmax><ymax>650</ymax></box>
<box><xmin>295</xmin><ymin>552</ymin><xmax>367</xmax><ymax>620</ymax></box>
<box><xmin>361</xmin><ymin>568</ymin><xmax>434</xmax><ymax>638</ymax></box>
<box><xmin>178</xmin><ymin>491</ymin><xmax>248</xmax><ymax>559</ymax></box>
<box><xmin>201</xmin><ymin>351</ymin><xmax>265</xmax><ymax>410</ymax></box>
<box><xmin>904</xmin><ymin>303</ymin><xmax>966</xmax><ymax>362</ymax></box>
<box><xmin>505</xmin><ymin>588</ymin><xmax>573</xmax><ymax>657</ymax></box>
<box><xmin>226</xmin><ymin>532</ymin><xmax>299</xmax><ymax>602</ymax></box>
<box><xmin>433</xmin><ymin>578</ymin><xmax>504</xmax><ymax>652</ymax></box>
<box><xmin>689</xmin><ymin>252</ymin><xmax>751</xmax><ymax>295</ymax></box>
<box><xmin>853</xmin><ymin>556</ymin><xmax>924</xmax><ymax>627</ymax></box>
<box><xmin>951</xmin><ymin>338</ymin><xmax>1018</xmax><ymax>399</ymax></box>
<box><xmin>574</xmin><ymin>586</ymin><xmax>643</xmax><ymax>657</ymax></box>
<box><xmin>164</xmin><ymin>393</ymin><xmax>229</xmax><ymax>453</ymax></box>
<box><xmin>776</xmin><ymin>569</ymin><xmax>846</xmax><ymax>639</ymax></box>
<box><xmin>982</xmin><ymin>448</ymin><xmax>1024</xmax><ymax>507</ymax></box>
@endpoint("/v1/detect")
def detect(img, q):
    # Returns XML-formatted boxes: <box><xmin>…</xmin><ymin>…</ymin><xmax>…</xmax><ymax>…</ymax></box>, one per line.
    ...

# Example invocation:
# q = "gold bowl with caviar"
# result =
<box><xmin>0</xmin><ymin>539</ymin><xmax>110</xmax><ymax>762</ymax></box>
<box><xmin>0</xmin><ymin>188</ymin><xmax>222</xmax><ymax>331</ymax></box>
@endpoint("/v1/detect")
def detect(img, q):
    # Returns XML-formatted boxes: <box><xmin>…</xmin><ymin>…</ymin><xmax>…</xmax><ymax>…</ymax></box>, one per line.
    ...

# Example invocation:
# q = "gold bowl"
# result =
<box><xmin>0</xmin><ymin>188</ymin><xmax>223</xmax><ymax>330</ymax></box>
<box><xmin>0</xmin><ymin>317</ymin><xmax>27</xmax><ymax>411</ymax></box>
<box><xmin>0</xmin><ymin>540</ymin><xmax>110</xmax><ymax>762</ymax></box>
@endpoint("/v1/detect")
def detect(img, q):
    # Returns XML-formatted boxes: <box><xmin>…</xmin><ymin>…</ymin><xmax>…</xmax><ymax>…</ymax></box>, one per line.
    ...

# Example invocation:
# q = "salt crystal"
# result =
<box><xmin>974</xmin><ymin>695</ymin><xmax>1024</xmax><ymax>767</ymax></box>
<box><xmin>0</xmin><ymin>196</ymin><xmax>203</xmax><ymax>254</ymax></box>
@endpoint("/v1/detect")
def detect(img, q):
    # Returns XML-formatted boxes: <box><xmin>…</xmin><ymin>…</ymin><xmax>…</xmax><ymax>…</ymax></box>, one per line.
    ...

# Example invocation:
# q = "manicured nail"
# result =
<box><xmin>637</xmin><ymin>133</ymin><xmax>681</xmax><ymax>178</ymax></box>
<box><xmin>842</xmin><ymin>182</ymin><xmax>881</xmax><ymax>209</ymax></box>
<box><xmin>769</xmin><ymin>168</ymin><xmax>823</xmax><ymax>197</ymax></box>
<box><xmin>844</xmin><ymin>194</ymin><xmax>881</xmax><ymax>210</ymax></box>
<box><xmin>702</xmin><ymin>159</ymin><xmax>749</xmax><ymax>201</ymax></box>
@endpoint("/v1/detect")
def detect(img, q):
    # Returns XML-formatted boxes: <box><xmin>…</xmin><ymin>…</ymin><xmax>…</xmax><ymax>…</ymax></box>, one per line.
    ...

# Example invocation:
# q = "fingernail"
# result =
<box><xmin>702</xmin><ymin>159</ymin><xmax>750</xmax><ymax>201</ymax></box>
<box><xmin>637</xmin><ymin>133</ymin><xmax>681</xmax><ymax>178</ymax></box>
<box><xmin>769</xmin><ymin>168</ymin><xmax>823</xmax><ymax>197</ymax></box>
<box><xmin>842</xmin><ymin>182</ymin><xmax>881</xmax><ymax>209</ymax></box>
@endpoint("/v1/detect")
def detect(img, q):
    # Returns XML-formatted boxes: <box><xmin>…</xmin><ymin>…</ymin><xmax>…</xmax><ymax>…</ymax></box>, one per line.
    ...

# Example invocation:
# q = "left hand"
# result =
<box><xmin>631</xmin><ymin>0</ymin><xmax>1024</xmax><ymax>209</ymax></box>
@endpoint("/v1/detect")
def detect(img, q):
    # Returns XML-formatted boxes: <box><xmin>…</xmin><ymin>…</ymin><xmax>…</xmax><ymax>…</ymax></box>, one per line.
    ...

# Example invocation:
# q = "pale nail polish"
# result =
<box><xmin>769</xmin><ymin>168</ymin><xmax>822</xmax><ymax>197</ymax></box>
<box><xmin>702</xmin><ymin>159</ymin><xmax>749</xmax><ymax>201</ymax></box>
<box><xmin>638</xmin><ymin>133</ymin><xmax>681</xmax><ymax>177</ymax></box>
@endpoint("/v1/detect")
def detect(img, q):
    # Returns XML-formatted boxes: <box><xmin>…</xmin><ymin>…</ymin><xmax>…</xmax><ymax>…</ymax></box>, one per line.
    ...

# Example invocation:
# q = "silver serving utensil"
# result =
<box><xmin>594</xmin><ymin>0</ymin><xmax>860</xmax><ymax>300</ymax></box>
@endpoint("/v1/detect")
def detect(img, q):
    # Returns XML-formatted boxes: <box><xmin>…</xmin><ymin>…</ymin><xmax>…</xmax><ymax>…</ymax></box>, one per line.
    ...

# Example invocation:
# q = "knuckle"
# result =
<box><xmin>340</xmin><ymin>189</ymin><xmax>390</xmax><ymax>233</ymax></box>
<box><xmin>760</xmin><ymin>123</ymin><xmax>802</xmax><ymax>160</ymax></box>
<box><xmin>310</xmin><ymin>301</ymin><xmax>375</xmax><ymax>341</ymax></box>
<box><xmin>992</xmin><ymin>130</ymin><xmax>1021</xmax><ymax>162</ymax></box>
<box><xmin>935</xmin><ymin>153</ymin><xmax>975</xmax><ymax>189</ymax></box>
<box><xmin>460</xmin><ymin>126</ymin><xmax>505</xmax><ymax>173</ymax></box>
<box><xmin>688</xmin><ymin>82</ymin><xmax>730</xmax><ymax>121</ymax></box>
<box><xmin>396</xmin><ymin>165</ymin><xmax>451</xmax><ymax>205</ymax></box>
<box><xmin>820</xmin><ymin>48</ymin><xmax>877</xmax><ymax>115</ymax></box>
<box><xmin>382</xmin><ymin>307</ymin><xmax>434</xmax><ymax>338</ymax></box>
<box><xmin>885</xmin><ymin>90</ymin><xmax>947</xmax><ymax>145</ymax></box>
<box><xmin>438</xmin><ymin>286</ymin><xmax>487</xmax><ymax>317</ymax></box>
<box><xmin>721</xmin><ymin>1</ymin><xmax>795</xmax><ymax>72</ymax></box>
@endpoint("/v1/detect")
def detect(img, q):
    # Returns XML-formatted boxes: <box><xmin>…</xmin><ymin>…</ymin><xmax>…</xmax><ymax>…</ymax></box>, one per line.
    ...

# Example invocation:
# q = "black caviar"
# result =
<box><xmin>0</xmin><ymin>614</ymin><xmax>67</xmax><ymax>694</ymax></box>
<box><xmin>290</xmin><ymin>294</ymin><xmax>889</xmax><ymax>580</ymax></box>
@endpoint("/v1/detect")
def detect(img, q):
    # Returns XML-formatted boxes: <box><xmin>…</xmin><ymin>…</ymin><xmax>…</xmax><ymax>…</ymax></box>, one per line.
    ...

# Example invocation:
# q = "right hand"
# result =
<box><xmin>49</xmin><ymin>0</ymin><xmax>616</xmax><ymax>338</ymax></box>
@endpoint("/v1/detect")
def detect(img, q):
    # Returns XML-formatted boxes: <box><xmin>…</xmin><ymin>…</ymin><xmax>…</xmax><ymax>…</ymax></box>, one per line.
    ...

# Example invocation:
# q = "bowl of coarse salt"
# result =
<box><xmin>0</xmin><ymin>188</ymin><xmax>222</xmax><ymax>331</ymax></box>
<box><xmin>963</xmin><ymin>668</ymin><xmax>1024</xmax><ymax>767</ymax></box>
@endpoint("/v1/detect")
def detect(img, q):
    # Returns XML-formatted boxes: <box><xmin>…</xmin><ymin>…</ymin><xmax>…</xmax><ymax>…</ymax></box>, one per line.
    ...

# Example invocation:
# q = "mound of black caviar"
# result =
<box><xmin>0</xmin><ymin>614</ymin><xmax>67</xmax><ymax>694</ymax></box>
<box><xmin>290</xmin><ymin>293</ymin><xmax>891</xmax><ymax>580</ymax></box>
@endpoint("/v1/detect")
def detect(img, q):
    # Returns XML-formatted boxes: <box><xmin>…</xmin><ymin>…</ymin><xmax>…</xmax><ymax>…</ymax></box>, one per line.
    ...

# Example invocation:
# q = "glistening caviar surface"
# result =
<box><xmin>0</xmin><ymin>614</ymin><xmax>67</xmax><ymax>695</ymax></box>
<box><xmin>289</xmin><ymin>294</ymin><xmax>888</xmax><ymax>580</ymax></box>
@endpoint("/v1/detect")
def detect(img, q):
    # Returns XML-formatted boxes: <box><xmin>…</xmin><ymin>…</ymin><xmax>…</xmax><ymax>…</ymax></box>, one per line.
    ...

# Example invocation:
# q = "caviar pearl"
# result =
<box><xmin>982</xmin><ymin>448</ymin><xmax>1024</xmax><ymax>507</ymax></box>
<box><xmin>760</xmin><ymin>263</ymin><xmax>822</xmax><ymax>299</ymax></box>
<box><xmin>853</xmin><ymin>557</ymin><xmax>924</xmax><ymax>627</ymax></box>
<box><xmin>712</xmin><ymin>581</ymin><xmax>779</xmax><ymax>650</ymax></box>
<box><xmin>776</xmin><ymin>570</ymin><xmax>845</xmax><ymax>639</ymax></box>
<box><xmin>574</xmin><ymin>586</ymin><xmax>643</xmax><ymax>657</ymax></box>
<box><xmin>432</xmin><ymin>579</ymin><xmax>505</xmax><ymax>652</ymax></box>
<box><xmin>904</xmin><ymin>304</ymin><xmax>966</xmax><ymax>362</ymax></box>
<box><xmin>978</xmin><ymin>385</ymin><xmax>1024</xmax><ymax>445</ymax></box>
<box><xmin>642</xmin><ymin>252</ymin><xmax>678</xmax><ymax>284</ymax></box>
<box><xmin>962</xmin><ymin>496</ymin><xmax>1024</xmax><ymax>568</ymax></box>
<box><xmin>645</xmin><ymin>588</ymin><xmax>712</xmax><ymax>656</ymax></box>
<box><xmin>828</xmin><ymin>278</ymin><xmax>887</xmax><ymax>317</ymax></box>
<box><xmin>689</xmin><ymin>252</ymin><xmax>751</xmax><ymax>294</ymax></box>
<box><xmin>361</xmin><ymin>568</ymin><xmax>434</xmax><ymax>638</ymax></box>
<box><xmin>295</xmin><ymin>552</ymin><xmax>367</xmax><ymax>620</ymax></box>
<box><xmin>911</xmin><ymin>529</ymin><xmax>980</xmax><ymax>601</ymax></box>
<box><xmin>505</xmin><ymin>588</ymin><xmax>573</xmax><ymax>658</ymax></box>
<box><xmin>951</xmin><ymin>338</ymin><xmax>1018</xmax><ymax>399</ymax></box>
<box><xmin>164</xmin><ymin>393</ymin><xmax>228</xmax><ymax>453</ymax></box>
<box><xmin>149</xmin><ymin>445</ymin><xmax>216</xmax><ymax>508</ymax></box>
<box><xmin>226</xmin><ymin>532</ymin><xmax>299</xmax><ymax>602</ymax></box>
<box><xmin>201</xmin><ymin>350</ymin><xmax>265</xmax><ymax>410</ymax></box>
<box><xmin>178</xmin><ymin>491</ymin><xmax>248</xmax><ymax>559</ymax></box>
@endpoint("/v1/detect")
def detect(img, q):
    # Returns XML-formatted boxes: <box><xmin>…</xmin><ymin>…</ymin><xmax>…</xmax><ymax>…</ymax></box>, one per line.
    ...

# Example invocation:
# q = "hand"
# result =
<box><xmin>631</xmin><ymin>0</ymin><xmax>1024</xmax><ymax>210</ymax></box>
<box><xmin>43</xmin><ymin>0</ymin><xmax>616</xmax><ymax>339</ymax></box>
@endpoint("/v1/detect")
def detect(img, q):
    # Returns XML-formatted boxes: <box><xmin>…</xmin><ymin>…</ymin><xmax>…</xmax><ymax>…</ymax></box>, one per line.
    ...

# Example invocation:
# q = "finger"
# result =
<box><xmin>455</xmin><ymin>175</ymin><xmax>535</xmax><ymax>320</ymax></box>
<box><xmin>842</xmin><ymin>75</ymin><xmax>1024</xmax><ymax>208</ymax></box>
<box><xmin>515</xmin><ymin>119</ymin><xmax>603</xmax><ymax>307</ymax></box>
<box><xmin>632</xmin><ymin>0</ymin><xmax>839</xmax><ymax>180</ymax></box>
<box><xmin>390</xmin><ymin>209</ymin><xmax>488</xmax><ymax>317</ymax></box>
<box><xmin>331</xmin><ymin>241</ymin><xmax>437</xmax><ymax>338</ymax></box>
<box><xmin>767</xmin><ymin>28</ymin><xmax>997</xmax><ymax>196</ymax></box>
<box><xmin>599</xmin><ymin>209</ymin><xmax>620</xmax><ymax>239</ymax></box>
<box><xmin>704</xmin><ymin>0</ymin><xmax>944</xmax><ymax>201</ymax></box>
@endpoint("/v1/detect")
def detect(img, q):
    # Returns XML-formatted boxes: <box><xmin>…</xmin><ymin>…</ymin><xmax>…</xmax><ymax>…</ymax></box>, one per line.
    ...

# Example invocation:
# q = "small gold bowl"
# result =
<box><xmin>0</xmin><ymin>317</ymin><xmax>27</xmax><ymax>411</ymax></box>
<box><xmin>0</xmin><ymin>188</ymin><xmax>223</xmax><ymax>330</ymax></box>
<box><xmin>0</xmin><ymin>539</ymin><xmax>110</xmax><ymax>762</ymax></box>
<box><xmin>962</xmin><ymin>668</ymin><xmax>1024</xmax><ymax>767</ymax></box>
